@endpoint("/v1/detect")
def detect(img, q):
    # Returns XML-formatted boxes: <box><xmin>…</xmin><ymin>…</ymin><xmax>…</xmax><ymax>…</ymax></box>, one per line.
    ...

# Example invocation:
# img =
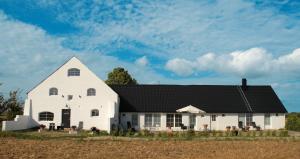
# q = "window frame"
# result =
<box><xmin>87</xmin><ymin>88</ymin><xmax>96</xmax><ymax>96</ymax></box>
<box><xmin>68</xmin><ymin>68</ymin><xmax>80</xmax><ymax>76</ymax></box>
<box><xmin>91</xmin><ymin>109</ymin><xmax>99</xmax><ymax>117</ymax></box>
<box><xmin>246</xmin><ymin>113</ymin><xmax>253</xmax><ymax>126</ymax></box>
<box><xmin>39</xmin><ymin>112</ymin><xmax>54</xmax><ymax>121</ymax></box>
<box><xmin>264</xmin><ymin>113</ymin><xmax>271</xmax><ymax>126</ymax></box>
<box><xmin>144</xmin><ymin>114</ymin><xmax>152</xmax><ymax>127</ymax></box>
<box><xmin>166</xmin><ymin>114</ymin><xmax>174</xmax><ymax>127</ymax></box>
<box><xmin>166</xmin><ymin>114</ymin><xmax>182</xmax><ymax>128</ymax></box>
<box><xmin>211</xmin><ymin>115</ymin><xmax>216</xmax><ymax>121</ymax></box>
<box><xmin>144</xmin><ymin>113</ymin><xmax>161</xmax><ymax>128</ymax></box>
<box><xmin>49</xmin><ymin>87</ymin><xmax>58</xmax><ymax>96</ymax></box>
<box><xmin>189</xmin><ymin>114</ymin><xmax>196</xmax><ymax>128</ymax></box>
<box><xmin>132</xmin><ymin>114</ymin><xmax>138</xmax><ymax>127</ymax></box>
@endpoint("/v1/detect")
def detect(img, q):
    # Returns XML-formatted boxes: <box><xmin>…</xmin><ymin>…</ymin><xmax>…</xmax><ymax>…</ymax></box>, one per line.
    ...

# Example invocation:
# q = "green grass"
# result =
<box><xmin>0</xmin><ymin>129</ymin><xmax>294</xmax><ymax>141</ymax></box>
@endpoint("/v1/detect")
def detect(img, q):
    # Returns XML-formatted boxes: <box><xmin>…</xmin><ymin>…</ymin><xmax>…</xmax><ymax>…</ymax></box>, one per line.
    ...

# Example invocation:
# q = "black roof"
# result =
<box><xmin>110</xmin><ymin>85</ymin><xmax>287</xmax><ymax>113</ymax></box>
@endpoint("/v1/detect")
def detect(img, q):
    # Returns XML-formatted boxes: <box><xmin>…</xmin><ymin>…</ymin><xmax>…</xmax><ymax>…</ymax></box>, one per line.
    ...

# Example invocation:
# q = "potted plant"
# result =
<box><xmin>203</xmin><ymin>124</ymin><xmax>208</xmax><ymax>131</ymax></box>
<box><xmin>38</xmin><ymin>124</ymin><xmax>46</xmax><ymax>132</ymax></box>
<box><xmin>226</xmin><ymin>126</ymin><xmax>231</xmax><ymax>131</ymax></box>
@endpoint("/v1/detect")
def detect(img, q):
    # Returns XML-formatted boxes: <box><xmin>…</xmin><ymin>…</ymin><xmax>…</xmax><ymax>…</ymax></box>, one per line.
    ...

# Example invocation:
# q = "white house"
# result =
<box><xmin>2</xmin><ymin>57</ymin><xmax>287</xmax><ymax>132</ymax></box>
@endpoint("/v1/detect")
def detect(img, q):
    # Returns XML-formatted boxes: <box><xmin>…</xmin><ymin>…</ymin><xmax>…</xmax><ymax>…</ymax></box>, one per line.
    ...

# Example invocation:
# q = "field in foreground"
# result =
<box><xmin>0</xmin><ymin>138</ymin><xmax>299</xmax><ymax>159</ymax></box>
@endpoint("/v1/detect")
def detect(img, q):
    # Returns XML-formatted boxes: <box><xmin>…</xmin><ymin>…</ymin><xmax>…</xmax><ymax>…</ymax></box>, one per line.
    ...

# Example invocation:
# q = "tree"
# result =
<box><xmin>286</xmin><ymin>113</ymin><xmax>300</xmax><ymax>131</ymax></box>
<box><xmin>0</xmin><ymin>83</ymin><xmax>6</xmax><ymax>115</ymax></box>
<box><xmin>5</xmin><ymin>90</ymin><xmax>23</xmax><ymax>120</ymax></box>
<box><xmin>105</xmin><ymin>67</ymin><xmax>138</xmax><ymax>85</ymax></box>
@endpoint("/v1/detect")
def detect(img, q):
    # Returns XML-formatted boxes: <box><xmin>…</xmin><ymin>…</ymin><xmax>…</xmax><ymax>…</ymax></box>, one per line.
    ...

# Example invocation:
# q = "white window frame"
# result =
<box><xmin>264</xmin><ymin>113</ymin><xmax>270</xmax><ymax>126</ymax></box>
<box><xmin>246</xmin><ymin>113</ymin><xmax>253</xmax><ymax>126</ymax></box>
<box><xmin>68</xmin><ymin>68</ymin><xmax>80</xmax><ymax>76</ymax></box>
<box><xmin>87</xmin><ymin>88</ymin><xmax>96</xmax><ymax>96</ymax></box>
<box><xmin>211</xmin><ymin>115</ymin><xmax>216</xmax><ymax>121</ymax></box>
<box><xmin>91</xmin><ymin>109</ymin><xmax>99</xmax><ymax>117</ymax></box>
<box><xmin>144</xmin><ymin>114</ymin><xmax>161</xmax><ymax>128</ymax></box>
<box><xmin>49</xmin><ymin>87</ymin><xmax>58</xmax><ymax>96</ymax></box>
<box><xmin>166</xmin><ymin>114</ymin><xmax>182</xmax><ymax>127</ymax></box>
<box><xmin>132</xmin><ymin>114</ymin><xmax>138</xmax><ymax>127</ymax></box>
<box><xmin>39</xmin><ymin>112</ymin><xmax>54</xmax><ymax>121</ymax></box>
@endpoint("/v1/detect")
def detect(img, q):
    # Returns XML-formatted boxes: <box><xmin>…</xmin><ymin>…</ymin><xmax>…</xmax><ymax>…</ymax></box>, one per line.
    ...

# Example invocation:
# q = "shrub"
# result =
<box><xmin>286</xmin><ymin>113</ymin><xmax>300</xmax><ymax>131</ymax></box>
<box><xmin>265</xmin><ymin>130</ymin><xmax>272</xmax><ymax>137</ymax></box>
<box><xmin>271</xmin><ymin>130</ymin><xmax>277</xmax><ymax>137</ymax></box>
<box><xmin>279</xmin><ymin>130</ymin><xmax>288</xmax><ymax>137</ymax></box>
<box><xmin>258</xmin><ymin>130</ymin><xmax>263</xmax><ymax>137</ymax></box>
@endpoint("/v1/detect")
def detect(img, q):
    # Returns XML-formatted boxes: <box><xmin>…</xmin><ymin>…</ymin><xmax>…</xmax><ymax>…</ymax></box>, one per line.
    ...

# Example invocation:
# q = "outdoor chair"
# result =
<box><xmin>179</xmin><ymin>123</ymin><xmax>187</xmax><ymax>130</ymax></box>
<box><xmin>238</xmin><ymin>121</ymin><xmax>245</xmax><ymax>131</ymax></box>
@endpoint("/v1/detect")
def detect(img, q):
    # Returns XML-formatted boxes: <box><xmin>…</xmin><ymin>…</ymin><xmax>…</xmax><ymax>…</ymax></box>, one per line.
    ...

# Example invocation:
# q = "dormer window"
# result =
<box><xmin>49</xmin><ymin>88</ymin><xmax>58</xmax><ymax>96</ymax></box>
<box><xmin>68</xmin><ymin>68</ymin><xmax>80</xmax><ymax>76</ymax></box>
<box><xmin>87</xmin><ymin>88</ymin><xmax>96</xmax><ymax>96</ymax></box>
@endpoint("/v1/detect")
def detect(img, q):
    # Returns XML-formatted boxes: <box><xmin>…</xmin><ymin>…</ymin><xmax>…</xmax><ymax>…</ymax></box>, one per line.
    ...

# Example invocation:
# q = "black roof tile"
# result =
<box><xmin>110</xmin><ymin>85</ymin><xmax>287</xmax><ymax>113</ymax></box>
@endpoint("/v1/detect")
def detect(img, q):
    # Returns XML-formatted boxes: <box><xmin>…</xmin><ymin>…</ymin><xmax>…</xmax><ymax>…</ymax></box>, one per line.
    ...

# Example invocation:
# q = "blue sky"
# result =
<box><xmin>0</xmin><ymin>0</ymin><xmax>299</xmax><ymax>112</ymax></box>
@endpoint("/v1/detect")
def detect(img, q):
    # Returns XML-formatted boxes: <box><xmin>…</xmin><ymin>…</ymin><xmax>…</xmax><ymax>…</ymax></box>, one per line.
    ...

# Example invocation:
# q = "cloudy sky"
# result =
<box><xmin>0</xmin><ymin>0</ymin><xmax>299</xmax><ymax>112</ymax></box>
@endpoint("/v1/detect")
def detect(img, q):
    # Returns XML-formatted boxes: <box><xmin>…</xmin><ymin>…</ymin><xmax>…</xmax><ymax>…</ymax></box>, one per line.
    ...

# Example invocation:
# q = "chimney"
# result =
<box><xmin>242</xmin><ymin>78</ymin><xmax>247</xmax><ymax>90</ymax></box>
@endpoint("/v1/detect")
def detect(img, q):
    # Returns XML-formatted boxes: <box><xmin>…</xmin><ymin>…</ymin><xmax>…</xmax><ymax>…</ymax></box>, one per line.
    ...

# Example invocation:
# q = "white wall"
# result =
<box><xmin>120</xmin><ymin>113</ymin><xmax>286</xmax><ymax>131</ymax></box>
<box><xmin>21</xmin><ymin>57</ymin><xmax>119</xmax><ymax>132</ymax></box>
<box><xmin>2</xmin><ymin>115</ymin><xmax>38</xmax><ymax>131</ymax></box>
<box><xmin>270</xmin><ymin>113</ymin><xmax>285</xmax><ymax>129</ymax></box>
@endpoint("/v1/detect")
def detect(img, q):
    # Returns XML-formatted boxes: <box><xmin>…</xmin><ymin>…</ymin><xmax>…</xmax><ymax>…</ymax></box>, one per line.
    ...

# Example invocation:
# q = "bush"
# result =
<box><xmin>286</xmin><ymin>113</ymin><xmax>300</xmax><ymax>131</ymax></box>
<box><xmin>279</xmin><ymin>130</ymin><xmax>288</xmax><ymax>137</ymax></box>
<box><xmin>271</xmin><ymin>130</ymin><xmax>277</xmax><ymax>137</ymax></box>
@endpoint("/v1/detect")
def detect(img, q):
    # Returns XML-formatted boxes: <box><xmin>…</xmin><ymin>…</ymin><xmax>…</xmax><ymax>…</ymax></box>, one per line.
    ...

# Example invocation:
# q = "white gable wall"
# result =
<box><xmin>24</xmin><ymin>57</ymin><xmax>119</xmax><ymax>132</ymax></box>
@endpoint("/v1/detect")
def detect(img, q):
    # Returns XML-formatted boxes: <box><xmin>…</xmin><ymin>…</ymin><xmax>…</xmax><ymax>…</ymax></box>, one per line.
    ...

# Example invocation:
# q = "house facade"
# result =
<box><xmin>2</xmin><ymin>57</ymin><xmax>287</xmax><ymax>132</ymax></box>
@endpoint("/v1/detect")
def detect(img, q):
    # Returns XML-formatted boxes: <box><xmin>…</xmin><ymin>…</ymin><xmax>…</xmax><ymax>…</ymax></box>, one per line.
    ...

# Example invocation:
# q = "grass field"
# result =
<box><xmin>0</xmin><ymin>138</ymin><xmax>299</xmax><ymax>159</ymax></box>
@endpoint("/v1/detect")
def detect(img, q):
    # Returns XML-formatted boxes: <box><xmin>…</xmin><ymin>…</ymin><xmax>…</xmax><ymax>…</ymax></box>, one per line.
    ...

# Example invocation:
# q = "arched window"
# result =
<box><xmin>68</xmin><ymin>68</ymin><xmax>80</xmax><ymax>76</ymax></box>
<box><xmin>39</xmin><ymin>112</ymin><xmax>54</xmax><ymax>121</ymax></box>
<box><xmin>87</xmin><ymin>88</ymin><xmax>96</xmax><ymax>96</ymax></box>
<box><xmin>91</xmin><ymin>109</ymin><xmax>99</xmax><ymax>116</ymax></box>
<box><xmin>49</xmin><ymin>87</ymin><xmax>58</xmax><ymax>96</ymax></box>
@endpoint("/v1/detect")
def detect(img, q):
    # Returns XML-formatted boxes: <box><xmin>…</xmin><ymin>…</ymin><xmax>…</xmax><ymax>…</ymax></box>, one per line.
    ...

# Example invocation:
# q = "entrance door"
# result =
<box><xmin>62</xmin><ymin>109</ymin><xmax>71</xmax><ymax>128</ymax></box>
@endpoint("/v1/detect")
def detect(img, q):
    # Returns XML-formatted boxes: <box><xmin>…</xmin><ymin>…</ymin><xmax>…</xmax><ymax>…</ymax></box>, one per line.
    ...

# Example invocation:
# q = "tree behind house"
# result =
<box><xmin>105</xmin><ymin>67</ymin><xmax>138</xmax><ymax>85</ymax></box>
<box><xmin>5</xmin><ymin>91</ymin><xmax>23</xmax><ymax>120</ymax></box>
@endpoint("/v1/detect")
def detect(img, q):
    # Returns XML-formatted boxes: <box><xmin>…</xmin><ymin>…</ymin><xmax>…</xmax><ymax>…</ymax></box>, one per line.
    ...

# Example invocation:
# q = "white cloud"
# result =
<box><xmin>165</xmin><ymin>48</ymin><xmax>300</xmax><ymax>78</ymax></box>
<box><xmin>165</xmin><ymin>58</ymin><xmax>195</xmax><ymax>76</ymax></box>
<box><xmin>0</xmin><ymin>11</ymin><xmax>168</xmax><ymax>94</ymax></box>
<box><xmin>135</xmin><ymin>56</ymin><xmax>148</xmax><ymax>67</ymax></box>
<box><xmin>32</xmin><ymin>0</ymin><xmax>300</xmax><ymax>59</ymax></box>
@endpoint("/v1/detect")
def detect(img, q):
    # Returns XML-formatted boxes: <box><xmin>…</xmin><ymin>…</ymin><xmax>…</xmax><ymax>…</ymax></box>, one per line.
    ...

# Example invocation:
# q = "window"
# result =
<box><xmin>91</xmin><ymin>109</ymin><xmax>99</xmax><ymax>116</ymax></box>
<box><xmin>153</xmin><ymin>114</ymin><xmax>161</xmax><ymax>127</ymax></box>
<box><xmin>87</xmin><ymin>88</ymin><xmax>96</xmax><ymax>96</ymax></box>
<box><xmin>246</xmin><ymin>113</ymin><xmax>253</xmax><ymax>126</ymax></box>
<box><xmin>175</xmin><ymin>114</ymin><xmax>182</xmax><ymax>127</ymax></box>
<box><xmin>145</xmin><ymin>114</ymin><xmax>152</xmax><ymax>127</ymax></box>
<box><xmin>39</xmin><ymin>112</ymin><xmax>54</xmax><ymax>121</ymax></box>
<box><xmin>144</xmin><ymin>114</ymin><xmax>161</xmax><ymax>127</ymax></box>
<box><xmin>265</xmin><ymin>113</ymin><xmax>270</xmax><ymax>126</ymax></box>
<box><xmin>68</xmin><ymin>68</ymin><xmax>80</xmax><ymax>76</ymax></box>
<box><xmin>166</xmin><ymin>114</ymin><xmax>174</xmax><ymax>127</ymax></box>
<box><xmin>238</xmin><ymin>113</ymin><xmax>245</xmax><ymax>126</ymax></box>
<box><xmin>132</xmin><ymin>114</ymin><xmax>138</xmax><ymax>127</ymax></box>
<box><xmin>211</xmin><ymin>115</ymin><xmax>216</xmax><ymax>121</ymax></box>
<box><xmin>49</xmin><ymin>88</ymin><xmax>58</xmax><ymax>96</ymax></box>
<box><xmin>190</xmin><ymin>114</ymin><xmax>196</xmax><ymax>128</ymax></box>
<box><xmin>68</xmin><ymin>95</ymin><xmax>73</xmax><ymax>100</ymax></box>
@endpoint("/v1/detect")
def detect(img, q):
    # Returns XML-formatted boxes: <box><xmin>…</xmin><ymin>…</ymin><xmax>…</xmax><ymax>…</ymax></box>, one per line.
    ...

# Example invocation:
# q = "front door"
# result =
<box><xmin>62</xmin><ymin>109</ymin><xmax>71</xmax><ymax>128</ymax></box>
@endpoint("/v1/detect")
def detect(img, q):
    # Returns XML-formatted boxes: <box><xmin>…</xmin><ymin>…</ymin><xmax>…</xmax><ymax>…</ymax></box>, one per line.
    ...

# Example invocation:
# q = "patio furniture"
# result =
<box><xmin>179</xmin><ymin>123</ymin><xmax>187</xmax><ymax>130</ymax></box>
<box><xmin>49</xmin><ymin>123</ymin><xmax>55</xmax><ymax>131</ymax></box>
<box><xmin>238</xmin><ymin>121</ymin><xmax>245</xmax><ymax>131</ymax></box>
